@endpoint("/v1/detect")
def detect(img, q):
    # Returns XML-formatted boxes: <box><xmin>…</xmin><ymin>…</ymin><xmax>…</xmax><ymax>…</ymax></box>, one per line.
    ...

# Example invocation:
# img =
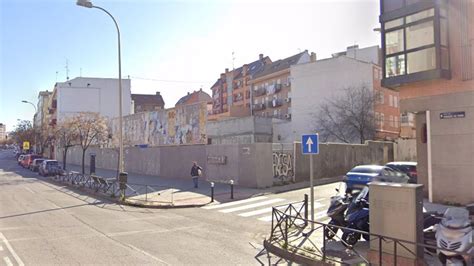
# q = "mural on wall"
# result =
<box><xmin>111</xmin><ymin>102</ymin><xmax>207</xmax><ymax>147</ymax></box>
<box><xmin>272</xmin><ymin>151</ymin><xmax>294</xmax><ymax>183</ymax></box>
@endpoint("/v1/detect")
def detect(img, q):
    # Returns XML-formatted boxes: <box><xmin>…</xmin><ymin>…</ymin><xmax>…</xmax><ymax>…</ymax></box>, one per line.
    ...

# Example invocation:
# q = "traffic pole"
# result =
<box><xmin>310</xmin><ymin>153</ymin><xmax>314</xmax><ymax>230</ymax></box>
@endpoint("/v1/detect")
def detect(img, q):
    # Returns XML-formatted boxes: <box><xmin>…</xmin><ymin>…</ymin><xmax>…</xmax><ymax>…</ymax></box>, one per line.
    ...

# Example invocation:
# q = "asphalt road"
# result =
<box><xmin>0</xmin><ymin>149</ymin><xmax>337</xmax><ymax>265</ymax></box>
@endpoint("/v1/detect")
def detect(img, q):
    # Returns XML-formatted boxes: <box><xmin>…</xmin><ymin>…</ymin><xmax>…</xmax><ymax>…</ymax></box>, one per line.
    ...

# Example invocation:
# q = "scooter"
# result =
<box><xmin>324</xmin><ymin>185</ymin><xmax>353</xmax><ymax>240</ymax></box>
<box><xmin>435</xmin><ymin>207</ymin><xmax>473</xmax><ymax>265</ymax></box>
<box><xmin>341</xmin><ymin>186</ymin><xmax>370</xmax><ymax>247</ymax></box>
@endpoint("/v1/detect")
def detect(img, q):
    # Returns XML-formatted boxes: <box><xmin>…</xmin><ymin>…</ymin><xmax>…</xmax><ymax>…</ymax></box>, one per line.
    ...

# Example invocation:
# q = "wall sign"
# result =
<box><xmin>207</xmin><ymin>155</ymin><xmax>227</xmax><ymax>165</ymax></box>
<box><xmin>440</xmin><ymin>111</ymin><xmax>465</xmax><ymax>119</ymax></box>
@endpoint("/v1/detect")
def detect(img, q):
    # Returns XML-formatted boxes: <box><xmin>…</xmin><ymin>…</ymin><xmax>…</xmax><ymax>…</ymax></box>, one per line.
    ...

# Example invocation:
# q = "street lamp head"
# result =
<box><xmin>21</xmin><ymin>100</ymin><xmax>27</xmax><ymax>103</ymax></box>
<box><xmin>76</xmin><ymin>0</ymin><xmax>93</xmax><ymax>8</ymax></box>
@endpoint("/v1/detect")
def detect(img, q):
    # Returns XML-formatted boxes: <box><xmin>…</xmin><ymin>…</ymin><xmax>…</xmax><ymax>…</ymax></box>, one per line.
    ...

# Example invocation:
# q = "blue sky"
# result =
<box><xmin>0</xmin><ymin>0</ymin><xmax>380</xmax><ymax>131</ymax></box>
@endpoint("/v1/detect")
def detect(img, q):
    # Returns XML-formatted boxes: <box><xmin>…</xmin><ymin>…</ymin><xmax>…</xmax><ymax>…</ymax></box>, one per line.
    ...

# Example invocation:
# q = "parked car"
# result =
<box><xmin>21</xmin><ymin>154</ymin><xmax>41</xmax><ymax>168</ymax></box>
<box><xmin>385</xmin><ymin>161</ymin><xmax>417</xmax><ymax>183</ymax></box>
<box><xmin>38</xmin><ymin>160</ymin><xmax>64</xmax><ymax>176</ymax></box>
<box><xmin>344</xmin><ymin>165</ymin><xmax>410</xmax><ymax>190</ymax></box>
<box><xmin>17</xmin><ymin>154</ymin><xmax>25</xmax><ymax>165</ymax></box>
<box><xmin>30</xmin><ymin>158</ymin><xmax>46</xmax><ymax>172</ymax></box>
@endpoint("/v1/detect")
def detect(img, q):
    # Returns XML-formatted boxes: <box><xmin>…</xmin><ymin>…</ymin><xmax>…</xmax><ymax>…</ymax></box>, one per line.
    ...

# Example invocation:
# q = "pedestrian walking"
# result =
<box><xmin>190</xmin><ymin>161</ymin><xmax>203</xmax><ymax>188</ymax></box>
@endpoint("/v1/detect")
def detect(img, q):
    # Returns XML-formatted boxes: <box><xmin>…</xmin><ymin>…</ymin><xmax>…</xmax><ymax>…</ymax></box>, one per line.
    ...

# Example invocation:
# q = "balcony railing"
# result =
<box><xmin>254</xmin><ymin>88</ymin><xmax>266</xmax><ymax>97</ymax></box>
<box><xmin>267</xmin><ymin>99</ymin><xmax>283</xmax><ymax>108</ymax></box>
<box><xmin>253</xmin><ymin>103</ymin><xmax>266</xmax><ymax>111</ymax></box>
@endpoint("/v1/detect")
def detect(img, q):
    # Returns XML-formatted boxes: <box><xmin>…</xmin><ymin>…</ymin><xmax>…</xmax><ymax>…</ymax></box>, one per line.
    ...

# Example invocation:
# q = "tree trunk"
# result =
<box><xmin>63</xmin><ymin>147</ymin><xmax>68</xmax><ymax>170</ymax></box>
<box><xmin>81</xmin><ymin>149</ymin><xmax>86</xmax><ymax>174</ymax></box>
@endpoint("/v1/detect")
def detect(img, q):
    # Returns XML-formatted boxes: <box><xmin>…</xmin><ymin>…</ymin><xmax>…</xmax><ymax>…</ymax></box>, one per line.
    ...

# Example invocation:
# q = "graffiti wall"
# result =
<box><xmin>111</xmin><ymin>102</ymin><xmax>207</xmax><ymax>147</ymax></box>
<box><xmin>272</xmin><ymin>143</ymin><xmax>294</xmax><ymax>184</ymax></box>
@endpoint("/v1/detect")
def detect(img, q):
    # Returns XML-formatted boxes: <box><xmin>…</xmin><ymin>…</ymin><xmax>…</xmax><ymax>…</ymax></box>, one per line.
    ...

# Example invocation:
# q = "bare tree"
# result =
<box><xmin>10</xmin><ymin>120</ymin><xmax>35</xmax><ymax>150</ymax></box>
<box><xmin>70</xmin><ymin>113</ymin><xmax>108</xmax><ymax>174</ymax></box>
<box><xmin>54</xmin><ymin>118</ymin><xmax>78</xmax><ymax>170</ymax></box>
<box><xmin>314</xmin><ymin>85</ymin><xmax>377</xmax><ymax>144</ymax></box>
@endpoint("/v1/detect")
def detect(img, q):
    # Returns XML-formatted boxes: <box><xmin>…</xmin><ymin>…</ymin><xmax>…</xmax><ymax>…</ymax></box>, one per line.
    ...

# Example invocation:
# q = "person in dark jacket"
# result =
<box><xmin>190</xmin><ymin>161</ymin><xmax>203</xmax><ymax>188</ymax></box>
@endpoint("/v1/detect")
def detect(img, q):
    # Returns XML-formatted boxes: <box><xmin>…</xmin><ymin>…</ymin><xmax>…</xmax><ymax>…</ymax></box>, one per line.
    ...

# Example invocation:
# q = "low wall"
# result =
<box><xmin>294</xmin><ymin>141</ymin><xmax>394</xmax><ymax>182</ymax></box>
<box><xmin>58</xmin><ymin>143</ymin><xmax>274</xmax><ymax>188</ymax></box>
<box><xmin>394</xmin><ymin>138</ymin><xmax>417</xmax><ymax>161</ymax></box>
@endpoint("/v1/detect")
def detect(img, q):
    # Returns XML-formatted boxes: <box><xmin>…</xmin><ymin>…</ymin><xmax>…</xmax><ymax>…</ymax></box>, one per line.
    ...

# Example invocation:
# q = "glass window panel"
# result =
<box><xmin>407</xmin><ymin>47</ymin><xmax>436</xmax><ymax>74</ymax></box>
<box><xmin>385</xmin><ymin>29</ymin><xmax>404</xmax><ymax>55</ymax></box>
<box><xmin>440</xmin><ymin>6</ymin><xmax>447</xmax><ymax>17</ymax></box>
<box><xmin>441</xmin><ymin>47</ymin><xmax>450</xmax><ymax>70</ymax></box>
<box><xmin>384</xmin><ymin>18</ymin><xmax>404</xmax><ymax>30</ymax></box>
<box><xmin>383</xmin><ymin>0</ymin><xmax>404</xmax><ymax>13</ymax></box>
<box><xmin>385</xmin><ymin>55</ymin><xmax>406</xmax><ymax>77</ymax></box>
<box><xmin>440</xmin><ymin>18</ymin><xmax>448</xmax><ymax>46</ymax></box>
<box><xmin>406</xmin><ymin>8</ymin><xmax>434</xmax><ymax>23</ymax></box>
<box><xmin>406</xmin><ymin>21</ymin><xmax>434</xmax><ymax>49</ymax></box>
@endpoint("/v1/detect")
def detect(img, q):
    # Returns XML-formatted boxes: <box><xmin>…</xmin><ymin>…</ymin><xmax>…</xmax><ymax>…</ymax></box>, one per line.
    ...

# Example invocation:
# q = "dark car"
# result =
<box><xmin>30</xmin><ymin>158</ymin><xmax>45</xmax><ymax>172</ymax></box>
<box><xmin>385</xmin><ymin>162</ymin><xmax>417</xmax><ymax>183</ymax></box>
<box><xmin>344</xmin><ymin>165</ymin><xmax>410</xmax><ymax>190</ymax></box>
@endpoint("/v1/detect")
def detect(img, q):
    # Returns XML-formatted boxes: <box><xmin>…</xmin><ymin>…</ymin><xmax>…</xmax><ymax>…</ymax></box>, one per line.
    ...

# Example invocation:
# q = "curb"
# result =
<box><xmin>46</xmin><ymin>176</ymin><xmax>211</xmax><ymax>209</ymax></box>
<box><xmin>263</xmin><ymin>240</ymin><xmax>331</xmax><ymax>266</ymax></box>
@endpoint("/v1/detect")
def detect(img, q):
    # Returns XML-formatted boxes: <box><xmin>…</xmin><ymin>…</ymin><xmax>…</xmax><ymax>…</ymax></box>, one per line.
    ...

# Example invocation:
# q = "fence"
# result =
<box><xmin>266</xmin><ymin>200</ymin><xmax>473</xmax><ymax>265</ymax></box>
<box><xmin>52</xmin><ymin>171</ymin><xmax>176</xmax><ymax>205</ymax></box>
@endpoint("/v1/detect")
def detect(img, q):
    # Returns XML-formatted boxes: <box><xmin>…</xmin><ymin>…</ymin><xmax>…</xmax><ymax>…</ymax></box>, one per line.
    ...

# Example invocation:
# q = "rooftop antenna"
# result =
<box><xmin>65</xmin><ymin>59</ymin><xmax>70</xmax><ymax>80</ymax></box>
<box><xmin>55</xmin><ymin>71</ymin><xmax>58</xmax><ymax>82</ymax></box>
<box><xmin>80</xmin><ymin>67</ymin><xmax>82</xmax><ymax>77</ymax></box>
<box><xmin>232</xmin><ymin>51</ymin><xmax>235</xmax><ymax>70</ymax></box>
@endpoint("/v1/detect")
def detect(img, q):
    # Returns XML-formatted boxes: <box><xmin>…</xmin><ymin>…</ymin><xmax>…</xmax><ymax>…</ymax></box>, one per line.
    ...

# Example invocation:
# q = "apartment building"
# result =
<box><xmin>208</xmin><ymin>54</ymin><xmax>271</xmax><ymax>121</ymax></box>
<box><xmin>0</xmin><ymin>123</ymin><xmax>6</xmax><ymax>141</ymax></box>
<box><xmin>248</xmin><ymin>51</ymin><xmax>311</xmax><ymax>120</ymax></box>
<box><xmin>379</xmin><ymin>0</ymin><xmax>474</xmax><ymax>204</ymax></box>
<box><xmin>131</xmin><ymin>92</ymin><xmax>165</xmax><ymax>113</ymax></box>
<box><xmin>33</xmin><ymin>91</ymin><xmax>53</xmax><ymax>154</ymax></box>
<box><xmin>291</xmin><ymin>46</ymin><xmax>401</xmax><ymax>143</ymax></box>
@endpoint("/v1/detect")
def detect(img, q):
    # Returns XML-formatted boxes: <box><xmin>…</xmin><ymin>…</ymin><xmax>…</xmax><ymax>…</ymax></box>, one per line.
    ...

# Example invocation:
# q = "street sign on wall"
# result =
<box><xmin>302</xmin><ymin>134</ymin><xmax>319</xmax><ymax>154</ymax></box>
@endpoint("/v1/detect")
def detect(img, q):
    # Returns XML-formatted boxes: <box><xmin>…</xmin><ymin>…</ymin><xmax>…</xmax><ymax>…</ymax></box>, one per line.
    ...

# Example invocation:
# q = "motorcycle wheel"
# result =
<box><xmin>362</xmin><ymin>233</ymin><xmax>370</xmax><ymax>241</ymax></box>
<box><xmin>342</xmin><ymin>232</ymin><xmax>360</xmax><ymax>247</ymax></box>
<box><xmin>324</xmin><ymin>226</ymin><xmax>338</xmax><ymax>240</ymax></box>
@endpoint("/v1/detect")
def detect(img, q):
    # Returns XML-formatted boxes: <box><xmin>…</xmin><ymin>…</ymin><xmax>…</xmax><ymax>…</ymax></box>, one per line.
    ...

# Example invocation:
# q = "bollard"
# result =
<box><xmin>230</xmin><ymin>180</ymin><xmax>234</xmax><ymax>199</ymax></box>
<box><xmin>210</xmin><ymin>182</ymin><xmax>215</xmax><ymax>202</ymax></box>
<box><xmin>118</xmin><ymin>172</ymin><xmax>128</xmax><ymax>201</ymax></box>
<box><xmin>304</xmin><ymin>194</ymin><xmax>309</xmax><ymax>226</ymax></box>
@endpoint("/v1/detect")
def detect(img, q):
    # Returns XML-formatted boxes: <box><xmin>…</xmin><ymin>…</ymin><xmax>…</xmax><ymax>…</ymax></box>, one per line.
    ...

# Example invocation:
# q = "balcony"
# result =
<box><xmin>267</xmin><ymin>99</ymin><xmax>283</xmax><ymax>108</ymax></box>
<box><xmin>253</xmin><ymin>88</ymin><xmax>266</xmax><ymax>97</ymax></box>
<box><xmin>253</xmin><ymin>103</ymin><xmax>266</xmax><ymax>111</ymax></box>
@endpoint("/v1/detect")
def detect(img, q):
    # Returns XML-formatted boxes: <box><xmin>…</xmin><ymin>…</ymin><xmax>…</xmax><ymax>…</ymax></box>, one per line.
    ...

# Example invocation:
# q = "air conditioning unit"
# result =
<box><xmin>285</xmin><ymin>97</ymin><xmax>291</xmax><ymax>103</ymax></box>
<box><xmin>284</xmin><ymin>114</ymin><xmax>291</xmax><ymax>119</ymax></box>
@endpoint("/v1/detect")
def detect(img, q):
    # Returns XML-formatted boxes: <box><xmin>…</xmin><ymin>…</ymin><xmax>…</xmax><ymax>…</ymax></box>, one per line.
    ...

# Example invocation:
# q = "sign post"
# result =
<box><xmin>302</xmin><ymin>134</ymin><xmax>319</xmax><ymax>230</ymax></box>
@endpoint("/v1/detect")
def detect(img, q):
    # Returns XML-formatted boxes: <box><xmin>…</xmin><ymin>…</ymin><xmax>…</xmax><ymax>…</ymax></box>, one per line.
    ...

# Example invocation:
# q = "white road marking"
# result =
<box><xmin>0</xmin><ymin>233</ymin><xmax>24</xmax><ymax>266</ymax></box>
<box><xmin>219</xmin><ymin>198</ymin><xmax>286</xmax><ymax>213</ymax></box>
<box><xmin>238</xmin><ymin>201</ymin><xmax>318</xmax><ymax>217</ymax></box>
<box><xmin>202</xmin><ymin>196</ymin><xmax>268</xmax><ymax>210</ymax></box>
<box><xmin>24</xmin><ymin>187</ymin><xmax>35</xmax><ymax>194</ymax></box>
<box><xmin>3</xmin><ymin>256</ymin><xmax>13</xmax><ymax>266</ymax></box>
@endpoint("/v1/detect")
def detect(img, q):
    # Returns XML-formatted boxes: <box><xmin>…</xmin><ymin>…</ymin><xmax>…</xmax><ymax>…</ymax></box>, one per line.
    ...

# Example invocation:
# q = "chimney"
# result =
<box><xmin>225</xmin><ymin>68</ymin><xmax>229</xmax><ymax>73</ymax></box>
<box><xmin>259</xmin><ymin>54</ymin><xmax>264</xmax><ymax>60</ymax></box>
<box><xmin>156</xmin><ymin>91</ymin><xmax>161</xmax><ymax>95</ymax></box>
<box><xmin>187</xmin><ymin>92</ymin><xmax>190</xmax><ymax>95</ymax></box>
<box><xmin>310</xmin><ymin>52</ymin><xmax>317</xmax><ymax>62</ymax></box>
<box><xmin>243</xmin><ymin>64</ymin><xmax>248</xmax><ymax>76</ymax></box>
<box><xmin>199</xmin><ymin>88</ymin><xmax>202</xmax><ymax>92</ymax></box>
<box><xmin>220</xmin><ymin>73</ymin><xmax>225</xmax><ymax>80</ymax></box>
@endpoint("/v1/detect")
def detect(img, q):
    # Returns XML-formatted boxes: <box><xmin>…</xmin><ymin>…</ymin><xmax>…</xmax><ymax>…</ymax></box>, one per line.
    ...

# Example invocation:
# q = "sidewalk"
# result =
<box><xmin>61</xmin><ymin>163</ymin><xmax>342</xmax><ymax>208</ymax></box>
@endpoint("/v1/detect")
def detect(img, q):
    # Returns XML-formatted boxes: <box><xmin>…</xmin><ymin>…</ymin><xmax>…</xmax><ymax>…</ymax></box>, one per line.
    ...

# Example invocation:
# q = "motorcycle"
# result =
<box><xmin>324</xmin><ymin>184</ymin><xmax>353</xmax><ymax>240</ymax></box>
<box><xmin>341</xmin><ymin>186</ymin><xmax>370</xmax><ymax>247</ymax></box>
<box><xmin>435</xmin><ymin>207</ymin><xmax>473</xmax><ymax>265</ymax></box>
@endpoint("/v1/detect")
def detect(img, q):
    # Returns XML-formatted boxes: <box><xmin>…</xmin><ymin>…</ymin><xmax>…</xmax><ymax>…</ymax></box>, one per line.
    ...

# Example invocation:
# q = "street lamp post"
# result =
<box><xmin>21</xmin><ymin>100</ymin><xmax>37</xmax><ymax>153</ymax></box>
<box><xmin>76</xmin><ymin>0</ymin><xmax>125</xmax><ymax>176</ymax></box>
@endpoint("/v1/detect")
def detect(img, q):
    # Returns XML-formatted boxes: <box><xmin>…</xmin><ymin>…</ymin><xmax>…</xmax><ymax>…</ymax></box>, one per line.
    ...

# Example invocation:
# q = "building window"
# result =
<box><xmin>389</xmin><ymin>95</ymin><xmax>393</xmax><ymax>107</ymax></box>
<box><xmin>389</xmin><ymin>115</ymin><xmax>394</xmax><ymax>127</ymax></box>
<box><xmin>380</xmin><ymin>113</ymin><xmax>385</xmax><ymax>127</ymax></box>
<box><xmin>382</xmin><ymin>7</ymin><xmax>448</xmax><ymax>81</ymax></box>
<box><xmin>377</xmin><ymin>91</ymin><xmax>385</xmax><ymax>104</ymax></box>
<box><xmin>394</xmin><ymin>96</ymin><xmax>398</xmax><ymax>108</ymax></box>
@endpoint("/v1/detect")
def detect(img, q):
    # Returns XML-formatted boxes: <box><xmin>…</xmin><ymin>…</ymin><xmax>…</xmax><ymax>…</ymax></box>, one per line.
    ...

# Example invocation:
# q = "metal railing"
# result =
<box><xmin>51</xmin><ymin>171</ymin><xmax>175</xmax><ymax>204</ymax></box>
<box><xmin>268</xmin><ymin>200</ymin><xmax>473</xmax><ymax>265</ymax></box>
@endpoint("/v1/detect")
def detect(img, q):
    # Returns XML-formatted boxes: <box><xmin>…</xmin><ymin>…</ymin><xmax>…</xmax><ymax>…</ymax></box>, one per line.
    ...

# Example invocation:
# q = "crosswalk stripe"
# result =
<box><xmin>238</xmin><ymin>202</ymin><xmax>305</xmax><ymax>217</ymax></box>
<box><xmin>258</xmin><ymin>207</ymin><xmax>328</xmax><ymax>222</ymax></box>
<box><xmin>202</xmin><ymin>196</ymin><xmax>267</xmax><ymax>210</ymax></box>
<box><xmin>219</xmin><ymin>198</ymin><xmax>286</xmax><ymax>213</ymax></box>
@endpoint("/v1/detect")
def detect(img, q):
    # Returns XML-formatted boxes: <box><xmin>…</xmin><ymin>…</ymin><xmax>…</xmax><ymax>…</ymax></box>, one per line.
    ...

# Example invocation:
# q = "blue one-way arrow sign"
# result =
<box><xmin>302</xmin><ymin>134</ymin><xmax>319</xmax><ymax>154</ymax></box>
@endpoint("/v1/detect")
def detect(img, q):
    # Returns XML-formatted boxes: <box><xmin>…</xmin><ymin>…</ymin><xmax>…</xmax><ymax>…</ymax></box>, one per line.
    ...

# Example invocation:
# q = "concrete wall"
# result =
<box><xmin>394</xmin><ymin>138</ymin><xmax>417</xmax><ymax>161</ymax></box>
<box><xmin>206</xmin><ymin>116</ymin><xmax>273</xmax><ymax>144</ymax></box>
<box><xmin>402</xmin><ymin>90</ymin><xmax>474</xmax><ymax>204</ymax></box>
<box><xmin>110</xmin><ymin>102</ymin><xmax>208</xmax><ymax>146</ymax></box>
<box><xmin>290</xmin><ymin>56</ymin><xmax>374</xmax><ymax>142</ymax></box>
<box><xmin>294</xmin><ymin>141</ymin><xmax>394</xmax><ymax>182</ymax></box>
<box><xmin>58</xmin><ymin>143</ymin><xmax>274</xmax><ymax>188</ymax></box>
<box><xmin>57</xmin><ymin>77</ymin><xmax>131</xmax><ymax>121</ymax></box>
